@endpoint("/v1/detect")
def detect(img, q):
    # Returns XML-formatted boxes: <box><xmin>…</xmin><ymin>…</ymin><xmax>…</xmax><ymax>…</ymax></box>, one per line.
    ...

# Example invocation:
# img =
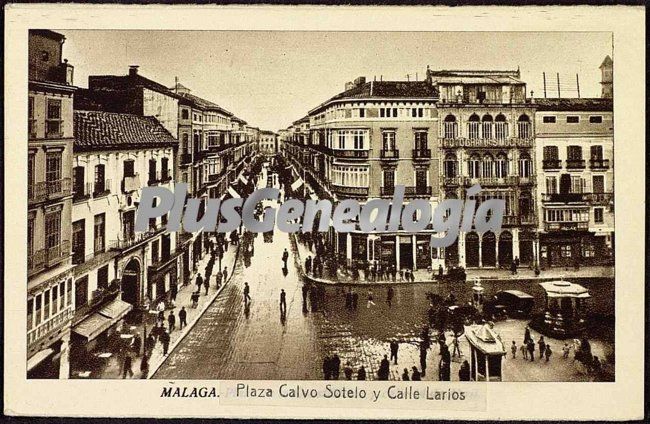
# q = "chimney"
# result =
<box><xmin>129</xmin><ymin>65</ymin><xmax>139</xmax><ymax>76</ymax></box>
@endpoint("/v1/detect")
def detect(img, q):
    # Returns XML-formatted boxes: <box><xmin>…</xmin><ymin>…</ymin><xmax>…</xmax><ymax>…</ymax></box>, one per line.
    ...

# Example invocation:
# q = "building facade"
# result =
<box><xmin>429</xmin><ymin>69</ymin><xmax>538</xmax><ymax>269</ymax></box>
<box><xmin>283</xmin><ymin>78</ymin><xmax>442</xmax><ymax>272</ymax></box>
<box><xmin>259</xmin><ymin>130</ymin><xmax>279</xmax><ymax>155</ymax></box>
<box><xmin>534</xmin><ymin>98</ymin><xmax>614</xmax><ymax>268</ymax></box>
<box><xmin>27</xmin><ymin>29</ymin><xmax>76</xmax><ymax>378</ymax></box>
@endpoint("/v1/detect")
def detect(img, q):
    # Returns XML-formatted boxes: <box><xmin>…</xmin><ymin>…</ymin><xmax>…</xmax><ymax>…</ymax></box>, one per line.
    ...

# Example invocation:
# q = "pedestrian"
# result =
<box><xmin>345</xmin><ymin>289</ymin><xmax>353</xmax><ymax>309</ymax></box>
<box><xmin>191</xmin><ymin>291</ymin><xmax>199</xmax><ymax>308</ymax></box>
<box><xmin>545</xmin><ymin>344</ymin><xmax>552</xmax><ymax>362</ymax></box>
<box><xmin>401</xmin><ymin>368</ymin><xmax>410</xmax><ymax>381</ymax></box>
<box><xmin>352</xmin><ymin>290</ymin><xmax>359</xmax><ymax>309</ymax></box>
<box><xmin>520</xmin><ymin>342</ymin><xmax>528</xmax><ymax>360</ymax></box>
<box><xmin>140</xmin><ymin>354</ymin><xmax>149</xmax><ymax>379</ymax></box>
<box><xmin>357</xmin><ymin>366</ymin><xmax>366</xmax><ymax>380</ymax></box>
<box><xmin>452</xmin><ymin>335</ymin><xmax>462</xmax><ymax>357</ymax></box>
<box><xmin>145</xmin><ymin>333</ymin><xmax>155</xmax><ymax>355</ymax></box>
<box><xmin>527</xmin><ymin>338</ymin><xmax>535</xmax><ymax>361</ymax></box>
<box><xmin>458</xmin><ymin>360</ymin><xmax>470</xmax><ymax>381</ymax></box>
<box><xmin>524</xmin><ymin>326</ymin><xmax>531</xmax><ymax>345</ymax></box>
<box><xmin>204</xmin><ymin>275</ymin><xmax>210</xmax><ymax>295</ymax></box>
<box><xmin>386</xmin><ymin>286</ymin><xmax>394</xmax><ymax>307</ymax></box>
<box><xmin>279</xmin><ymin>289</ymin><xmax>287</xmax><ymax>314</ymax></box>
<box><xmin>223</xmin><ymin>266</ymin><xmax>228</xmax><ymax>283</ymax></box>
<box><xmin>378</xmin><ymin>354</ymin><xmax>390</xmax><ymax>380</ymax></box>
<box><xmin>332</xmin><ymin>354</ymin><xmax>341</xmax><ymax>380</ymax></box>
<box><xmin>511</xmin><ymin>341</ymin><xmax>517</xmax><ymax>359</ymax></box>
<box><xmin>367</xmin><ymin>289</ymin><xmax>376</xmax><ymax>308</ymax></box>
<box><xmin>179</xmin><ymin>306</ymin><xmax>187</xmax><ymax>330</ymax></box>
<box><xmin>438</xmin><ymin>264</ymin><xmax>444</xmax><ymax>277</ymax></box>
<box><xmin>438</xmin><ymin>357</ymin><xmax>451</xmax><ymax>381</ymax></box>
<box><xmin>344</xmin><ymin>362</ymin><xmax>353</xmax><ymax>380</ymax></box>
<box><xmin>282</xmin><ymin>248</ymin><xmax>289</xmax><ymax>268</ymax></box>
<box><xmin>305</xmin><ymin>256</ymin><xmax>312</xmax><ymax>275</ymax></box>
<box><xmin>419</xmin><ymin>343</ymin><xmax>428</xmax><ymax>377</ymax></box>
<box><xmin>322</xmin><ymin>356</ymin><xmax>331</xmax><ymax>380</ymax></box>
<box><xmin>195</xmin><ymin>273</ymin><xmax>203</xmax><ymax>294</ymax></box>
<box><xmin>390</xmin><ymin>340</ymin><xmax>399</xmax><ymax>365</ymax></box>
<box><xmin>171</xmin><ymin>284</ymin><xmax>177</xmax><ymax>303</ymax></box>
<box><xmin>411</xmin><ymin>366</ymin><xmax>421</xmax><ymax>381</ymax></box>
<box><xmin>131</xmin><ymin>334</ymin><xmax>142</xmax><ymax>357</ymax></box>
<box><xmin>168</xmin><ymin>311</ymin><xmax>176</xmax><ymax>333</ymax></box>
<box><xmin>515</xmin><ymin>256</ymin><xmax>520</xmax><ymax>267</ymax></box>
<box><xmin>538</xmin><ymin>336</ymin><xmax>546</xmax><ymax>361</ymax></box>
<box><xmin>510</xmin><ymin>260</ymin><xmax>517</xmax><ymax>275</ymax></box>
<box><xmin>122</xmin><ymin>353</ymin><xmax>134</xmax><ymax>379</ymax></box>
<box><xmin>160</xmin><ymin>330</ymin><xmax>170</xmax><ymax>356</ymax></box>
<box><xmin>562</xmin><ymin>342</ymin><xmax>571</xmax><ymax>359</ymax></box>
<box><xmin>243</xmin><ymin>282</ymin><xmax>251</xmax><ymax>303</ymax></box>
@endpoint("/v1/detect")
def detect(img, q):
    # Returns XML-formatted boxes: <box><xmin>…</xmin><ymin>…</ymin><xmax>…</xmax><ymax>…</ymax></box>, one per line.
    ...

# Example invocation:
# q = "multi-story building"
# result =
<box><xmin>259</xmin><ymin>130</ymin><xmax>279</xmax><ymax>155</ymax></box>
<box><xmin>428</xmin><ymin>69</ymin><xmax>538</xmax><ymax>270</ymax></box>
<box><xmin>27</xmin><ymin>29</ymin><xmax>76</xmax><ymax>378</ymax></box>
<box><xmin>69</xmin><ymin>110</ymin><xmax>178</xmax><ymax>352</ymax></box>
<box><xmin>534</xmin><ymin>97</ymin><xmax>613</xmax><ymax>268</ymax></box>
<box><xmin>284</xmin><ymin>77</ymin><xmax>442</xmax><ymax>272</ymax></box>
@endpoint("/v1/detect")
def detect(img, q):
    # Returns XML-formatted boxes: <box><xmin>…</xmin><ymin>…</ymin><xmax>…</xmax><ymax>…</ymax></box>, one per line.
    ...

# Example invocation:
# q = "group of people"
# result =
<box><xmin>302</xmin><ymin>281</ymin><xmax>325</xmax><ymax>312</ymax></box>
<box><xmin>517</xmin><ymin>327</ymin><xmax>553</xmax><ymax>362</ymax></box>
<box><xmin>304</xmin><ymin>255</ymin><xmax>325</xmax><ymax>278</ymax></box>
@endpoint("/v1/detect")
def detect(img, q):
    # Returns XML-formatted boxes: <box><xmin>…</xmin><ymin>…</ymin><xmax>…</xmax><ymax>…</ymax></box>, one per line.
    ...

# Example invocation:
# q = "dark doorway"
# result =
<box><xmin>482</xmin><ymin>232</ymin><xmax>496</xmax><ymax>267</ymax></box>
<box><xmin>498</xmin><ymin>231</ymin><xmax>513</xmax><ymax>267</ymax></box>
<box><xmin>122</xmin><ymin>258</ymin><xmax>140</xmax><ymax>306</ymax></box>
<box><xmin>465</xmin><ymin>232</ymin><xmax>479</xmax><ymax>268</ymax></box>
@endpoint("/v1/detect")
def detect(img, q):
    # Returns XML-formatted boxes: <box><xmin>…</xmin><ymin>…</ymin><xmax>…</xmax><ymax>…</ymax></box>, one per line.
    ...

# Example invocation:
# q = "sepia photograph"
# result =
<box><xmin>26</xmin><ymin>29</ymin><xmax>615</xmax><ymax>382</ymax></box>
<box><xmin>5</xmin><ymin>4</ymin><xmax>645</xmax><ymax>421</ymax></box>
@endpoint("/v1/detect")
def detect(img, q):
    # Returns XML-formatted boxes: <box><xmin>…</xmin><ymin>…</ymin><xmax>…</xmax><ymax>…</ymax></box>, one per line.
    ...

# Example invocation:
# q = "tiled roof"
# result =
<box><xmin>74</xmin><ymin>110</ymin><xmax>177</xmax><ymax>151</ymax></box>
<box><xmin>88</xmin><ymin>74</ymin><xmax>183</xmax><ymax>99</ymax></box>
<box><xmin>310</xmin><ymin>81</ymin><xmax>439</xmax><ymax>114</ymax></box>
<box><xmin>176</xmin><ymin>92</ymin><xmax>233</xmax><ymax>116</ymax></box>
<box><xmin>534</xmin><ymin>98</ymin><xmax>613</xmax><ymax>112</ymax></box>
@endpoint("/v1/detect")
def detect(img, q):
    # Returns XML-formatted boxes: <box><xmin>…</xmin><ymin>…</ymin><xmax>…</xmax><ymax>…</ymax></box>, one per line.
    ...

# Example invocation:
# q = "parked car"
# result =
<box><xmin>483</xmin><ymin>290</ymin><xmax>535</xmax><ymax>319</ymax></box>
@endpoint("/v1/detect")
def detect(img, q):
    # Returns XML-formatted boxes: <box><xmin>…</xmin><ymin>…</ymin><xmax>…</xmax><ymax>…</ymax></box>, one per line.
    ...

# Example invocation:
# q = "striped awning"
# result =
<box><xmin>291</xmin><ymin>178</ymin><xmax>304</xmax><ymax>191</ymax></box>
<box><xmin>73</xmin><ymin>299</ymin><xmax>133</xmax><ymax>341</ymax></box>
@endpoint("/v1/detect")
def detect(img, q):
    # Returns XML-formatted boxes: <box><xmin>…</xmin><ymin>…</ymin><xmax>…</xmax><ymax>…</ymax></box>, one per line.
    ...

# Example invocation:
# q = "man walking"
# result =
<box><xmin>420</xmin><ymin>342</ymin><xmax>428</xmax><ymax>377</ymax></box>
<box><xmin>122</xmin><ymin>353</ymin><xmax>134</xmax><ymax>379</ymax></box>
<box><xmin>452</xmin><ymin>335</ymin><xmax>462</xmax><ymax>357</ymax></box>
<box><xmin>280</xmin><ymin>289</ymin><xmax>287</xmax><ymax>315</ymax></box>
<box><xmin>243</xmin><ymin>282</ymin><xmax>251</xmax><ymax>304</ymax></box>
<box><xmin>168</xmin><ymin>311</ymin><xmax>176</xmax><ymax>333</ymax></box>
<box><xmin>203</xmin><ymin>275</ymin><xmax>210</xmax><ymax>295</ymax></box>
<box><xmin>389</xmin><ymin>340</ymin><xmax>399</xmax><ymax>365</ymax></box>
<box><xmin>282</xmin><ymin>248</ymin><xmax>289</xmax><ymax>269</ymax></box>
<box><xmin>160</xmin><ymin>330</ymin><xmax>170</xmax><ymax>356</ymax></box>
<box><xmin>386</xmin><ymin>286</ymin><xmax>394</xmax><ymax>307</ymax></box>
<box><xmin>178</xmin><ymin>306</ymin><xmax>187</xmax><ymax>330</ymax></box>
<box><xmin>195</xmin><ymin>273</ymin><xmax>204</xmax><ymax>294</ymax></box>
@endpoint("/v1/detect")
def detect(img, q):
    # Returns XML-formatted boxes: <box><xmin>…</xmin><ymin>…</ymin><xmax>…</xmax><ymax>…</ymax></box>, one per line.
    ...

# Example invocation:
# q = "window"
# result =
<box><xmin>495</xmin><ymin>153</ymin><xmax>508</xmax><ymax>178</ymax></box>
<box><xmin>123</xmin><ymin>160</ymin><xmax>135</xmax><ymax>178</ymax></box>
<box><xmin>582</xmin><ymin>243</ymin><xmax>595</xmax><ymax>258</ymax></box>
<box><xmin>468</xmin><ymin>155</ymin><xmax>481</xmax><ymax>178</ymax></box>
<box><xmin>519</xmin><ymin>154</ymin><xmax>532</xmax><ymax>178</ymax></box>
<box><xmin>334</xmin><ymin>130</ymin><xmax>368</xmax><ymax>150</ymax></box>
<box><xmin>594</xmin><ymin>208</ymin><xmax>604</xmax><ymax>223</ymax></box>
<box><xmin>72</xmin><ymin>219</ymin><xmax>85</xmax><ymax>264</ymax></box>
<box><xmin>566</xmin><ymin>116</ymin><xmax>580</xmax><ymax>123</ymax></box>
<box><xmin>45</xmin><ymin>211</ymin><xmax>61</xmax><ymax>249</ymax></box>
<box><xmin>123</xmin><ymin>210</ymin><xmax>135</xmax><ymax>240</ymax></box>
<box><xmin>383</xmin><ymin>169</ymin><xmax>395</xmax><ymax>191</ymax></box>
<box><xmin>546</xmin><ymin>176</ymin><xmax>558</xmax><ymax>194</ymax></box>
<box><xmin>561</xmin><ymin>245</ymin><xmax>572</xmax><ymax>258</ymax></box>
<box><xmin>592</xmin><ymin>175</ymin><xmax>604</xmax><ymax>194</ymax></box>
<box><xmin>58</xmin><ymin>282</ymin><xmax>65</xmax><ymax>310</ymax></box>
<box><xmin>590</xmin><ymin>145</ymin><xmax>603</xmax><ymax>160</ymax></box>
<box><xmin>75</xmin><ymin>276</ymin><xmax>88</xmax><ymax>308</ymax></box>
<box><xmin>481</xmin><ymin>115</ymin><xmax>493</xmax><ymax>139</ymax></box>
<box><xmin>28</xmin><ymin>216</ymin><xmax>34</xmax><ymax>258</ymax></box>
<box><xmin>443</xmin><ymin>115</ymin><xmax>458</xmax><ymax>139</ymax></box>
<box><xmin>67</xmin><ymin>279</ymin><xmax>72</xmax><ymax>306</ymax></box>
<box><xmin>414</xmin><ymin>131</ymin><xmax>428</xmax><ymax>150</ymax></box>
<box><xmin>494</xmin><ymin>114</ymin><xmax>509</xmax><ymax>140</ymax></box>
<box><xmin>151</xmin><ymin>239</ymin><xmax>159</xmax><ymax>263</ymax></box>
<box><xmin>517</xmin><ymin>114</ymin><xmax>531</xmax><ymax>138</ymax></box>
<box><xmin>411</xmin><ymin>107</ymin><xmax>424</xmax><ymax>118</ymax></box>
<box><xmin>73</xmin><ymin>166</ymin><xmax>86</xmax><ymax>199</ymax></box>
<box><xmin>570</xmin><ymin>176</ymin><xmax>585</xmax><ymax>194</ymax></box>
<box><xmin>359</xmin><ymin>108</ymin><xmax>365</xmax><ymax>118</ymax></box>
<box><xmin>543</xmin><ymin>146</ymin><xmax>559</xmax><ymax>160</ymax></box>
<box><xmin>94</xmin><ymin>213</ymin><xmax>105</xmax><ymax>253</ymax></box>
<box><xmin>161</xmin><ymin>158</ymin><xmax>169</xmax><ymax>180</ymax></box>
<box><xmin>542</xmin><ymin>116</ymin><xmax>556</xmax><ymax>123</ymax></box>
<box><xmin>43</xmin><ymin>289</ymin><xmax>50</xmax><ymax>321</ymax></box>
<box><xmin>415</xmin><ymin>169</ymin><xmax>428</xmax><ymax>188</ymax></box>
<box><xmin>331</xmin><ymin>165</ymin><xmax>369</xmax><ymax>187</ymax></box>
<box><xmin>94</xmin><ymin>164</ymin><xmax>106</xmax><ymax>194</ymax></box>
<box><xmin>34</xmin><ymin>294</ymin><xmax>42</xmax><ymax>326</ymax></box>
<box><xmin>46</xmin><ymin>152</ymin><xmax>62</xmax><ymax>184</ymax></box>
<box><xmin>382</xmin><ymin>131</ymin><xmax>396</xmax><ymax>151</ymax></box>
<box><xmin>468</xmin><ymin>114</ymin><xmax>480</xmax><ymax>139</ymax></box>
<box><xmin>444</xmin><ymin>154</ymin><xmax>457</xmax><ymax>178</ymax></box>
<box><xmin>28</xmin><ymin>97</ymin><xmax>35</xmax><ymax>136</ymax></box>
<box><xmin>46</xmin><ymin>99</ymin><xmax>62</xmax><ymax>136</ymax></box>
<box><xmin>567</xmin><ymin>146</ymin><xmax>583</xmax><ymax>160</ymax></box>
<box><xmin>27</xmin><ymin>299</ymin><xmax>34</xmax><ymax>331</ymax></box>
<box><xmin>589</xmin><ymin>116</ymin><xmax>603</xmax><ymax>123</ymax></box>
<box><xmin>482</xmin><ymin>154</ymin><xmax>494</xmax><ymax>178</ymax></box>
<box><xmin>51</xmin><ymin>285</ymin><xmax>58</xmax><ymax>315</ymax></box>
<box><xmin>97</xmin><ymin>265</ymin><xmax>109</xmax><ymax>290</ymax></box>
<box><xmin>182</xmin><ymin>109</ymin><xmax>189</xmax><ymax>119</ymax></box>
<box><xmin>148</xmin><ymin>159</ymin><xmax>157</xmax><ymax>182</ymax></box>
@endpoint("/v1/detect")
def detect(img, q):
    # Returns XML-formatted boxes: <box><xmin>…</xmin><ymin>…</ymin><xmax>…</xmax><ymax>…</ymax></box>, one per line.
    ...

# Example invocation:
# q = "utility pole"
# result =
<box><xmin>556</xmin><ymin>73</ymin><xmax>561</xmax><ymax>98</ymax></box>
<box><xmin>543</xmin><ymin>72</ymin><xmax>547</xmax><ymax>98</ymax></box>
<box><xmin>576</xmin><ymin>74</ymin><xmax>581</xmax><ymax>98</ymax></box>
<box><xmin>406</xmin><ymin>74</ymin><xmax>410</xmax><ymax>82</ymax></box>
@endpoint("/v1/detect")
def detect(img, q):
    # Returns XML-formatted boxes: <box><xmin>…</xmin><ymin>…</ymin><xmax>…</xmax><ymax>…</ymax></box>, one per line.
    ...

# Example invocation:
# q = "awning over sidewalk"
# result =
<box><xmin>291</xmin><ymin>177</ymin><xmax>304</xmax><ymax>191</ymax></box>
<box><xmin>27</xmin><ymin>348</ymin><xmax>55</xmax><ymax>372</ymax></box>
<box><xmin>73</xmin><ymin>299</ymin><xmax>133</xmax><ymax>341</ymax></box>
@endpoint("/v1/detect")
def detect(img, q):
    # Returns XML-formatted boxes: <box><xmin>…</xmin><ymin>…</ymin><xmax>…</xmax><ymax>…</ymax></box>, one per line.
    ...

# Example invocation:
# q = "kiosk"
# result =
<box><xmin>535</xmin><ymin>280</ymin><xmax>591</xmax><ymax>338</ymax></box>
<box><xmin>464</xmin><ymin>323</ymin><xmax>506</xmax><ymax>381</ymax></box>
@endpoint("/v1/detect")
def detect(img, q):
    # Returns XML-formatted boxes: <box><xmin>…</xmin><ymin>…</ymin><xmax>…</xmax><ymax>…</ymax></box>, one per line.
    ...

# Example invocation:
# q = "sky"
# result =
<box><xmin>57</xmin><ymin>30</ymin><xmax>612</xmax><ymax>132</ymax></box>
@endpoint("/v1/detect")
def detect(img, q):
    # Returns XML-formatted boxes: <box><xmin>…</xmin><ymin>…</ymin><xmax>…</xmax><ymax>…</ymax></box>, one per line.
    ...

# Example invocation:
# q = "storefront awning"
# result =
<box><xmin>291</xmin><ymin>178</ymin><xmax>304</xmax><ymax>191</ymax></box>
<box><xmin>227</xmin><ymin>186</ymin><xmax>241</xmax><ymax>199</ymax></box>
<box><xmin>73</xmin><ymin>299</ymin><xmax>133</xmax><ymax>341</ymax></box>
<box><xmin>27</xmin><ymin>348</ymin><xmax>55</xmax><ymax>372</ymax></box>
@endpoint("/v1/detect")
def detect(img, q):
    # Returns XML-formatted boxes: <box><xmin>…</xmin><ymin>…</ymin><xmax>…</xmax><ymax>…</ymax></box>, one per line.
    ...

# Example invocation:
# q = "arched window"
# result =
<box><xmin>517</xmin><ymin>114</ymin><xmax>531</xmax><ymax>138</ymax></box>
<box><xmin>444</xmin><ymin>153</ymin><xmax>458</xmax><ymax>178</ymax></box>
<box><xmin>468</xmin><ymin>114</ymin><xmax>480</xmax><ymax>139</ymax></box>
<box><xmin>495</xmin><ymin>114</ymin><xmax>509</xmax><ymax>140</ymax></box>
<box><xmin>482</xmin><ymin>154</ymin><xmax>494</xmax><ymax>178</ymax></box>
<box><xmin>495</xmin><ymin>152</ymin><xmax>509</xmax><ymax>178</ymax></box>
<box><xmin>443</xmin><ymin>114</ymin><xmax>458</xmax><ymax>139</ymax></box>
<box><xmin>519</xmin><ymin>153</ymin><xmax>532</xmax><ymax>178</ymax></box>
<box><xmin>481</xmin><ymin>114</ymin><xmax>493</xmax><ymax>139</ymax></box>
<box><xmin>468</xmin><ymin>154</ymin><xmax>481</xmax><ymax>179</ymax></box>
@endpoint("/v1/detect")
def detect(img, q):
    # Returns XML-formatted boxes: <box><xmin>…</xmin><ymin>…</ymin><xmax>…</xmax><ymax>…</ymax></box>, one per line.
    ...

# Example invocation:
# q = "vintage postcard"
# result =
<box><xmin>3</xmin><ymin>4</ymin><xmax>645</xmax><ymax>420</ymax></box>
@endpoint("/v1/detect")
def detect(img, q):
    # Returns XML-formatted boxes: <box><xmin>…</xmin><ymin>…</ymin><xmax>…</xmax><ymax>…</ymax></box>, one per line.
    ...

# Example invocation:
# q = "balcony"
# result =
<box><xmin>541</xmin><ymin>193</ymin><xmax>587</xmax><ymax>203</ymax></box>
<box><xmin>380</xmin><ymin>187</ymin><xmax>395</xmax><ymax>197</ymax></box>
<box><xmin>93</xmin><ymin>179</ymin><xmax>111</xmax><ymax>198</ymax></box>
<box><xmin>45</xmin><ymin>120</ymin><xmax>63</xmax><ymax>138</ymax></box>
<box><xmin>380</xmin><ymin>149</ymin><xmax>399</xmax><ymax>160</ymax></box>
<box><xmin>73</xmin><ymin>183</ymin><xmax>91</xmax><ymax>203</ymax></box>
<box><xmin>502</xmin><ymin>216</ymin><xmax>519</xmax><ymax>226</ymax></box>
<box><xmin>544</xmin><ymin>221</ymin><xmax>589</xmax><ymax>232</ymax></box>
<box><xmin>72</xmin><ymin>279</ymin><xmax>121</xmax><ymax>326</ymax></box>
<box><xmin>412</xmin><ymin>149</ymin><xmax>431</xmax><ymax>160</ymax></box>
<box><xmin>122</xmin><ymin>174</ymin><xmax>140</xmax><ymax>193</ymax></box>
<box><xmin>180</xmin><ymin>153</ymin><xmax>192</xmax><ymax>165</ymax></box>
<box><xmin>332</xmin><ymin>149</ymin><xmax>369</xmax><ymax>159</ymax></box>
<box><xmin>566</xmin><ymin>159</ymin><xmax>586</xmax><ymax>169</ymax></box>
<box><xmin>443</xmin><ymin>176</ymin><xmax>463</xmax><ymax>186</ymax></box>
<box><xmin>542</xmin><ymin>159</ymin><xmax>561</xmax><ymax>170</ymax></box>
<box><xmin>441</xmin><ymin>137</ymin><xmax>533</xmax><ymax>149</ymax></box>
<box><xmin>583</xmin><ymin>192</ymin><xmax>614</xmax><ymax>205</ymax></box>
<box><xmin>331</xmin><ymin>184</ymin><xmax>369</xmax><ymax>198</ymax></box>
<box><xmin>149</xmin><ymin>249</ymin><xmax>182</xmax><ymax>273</ymax></box>
<box><xmin>28</xmin><ymin>240</ymin><xmax>71</xmax><ymax>275</ymax></box>
<box><xmin>464</xmin><ymin>176</ymin><xmax>519</xmax><ymax>187</ymax></box>
<box><xmin>404</xmin><ymin>186</ymin><xmax>433</xmax><ymax>197</ymax></box>
<box><xmin>110</xmin><ymin>228</ymin><xmax>162</xmax><ymax>252</ymax></box>
<box><xmin>589</xmin><ymin>158</ymin><xmax>610</xmax><ymax>169</ymax></box>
